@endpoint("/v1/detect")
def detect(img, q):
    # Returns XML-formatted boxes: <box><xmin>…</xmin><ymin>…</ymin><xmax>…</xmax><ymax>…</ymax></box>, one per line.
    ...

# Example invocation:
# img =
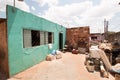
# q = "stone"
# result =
<box><xmin>46</xmin><ymin>54</ymin><xmax>55</xmax><ymax>61</ymax></box>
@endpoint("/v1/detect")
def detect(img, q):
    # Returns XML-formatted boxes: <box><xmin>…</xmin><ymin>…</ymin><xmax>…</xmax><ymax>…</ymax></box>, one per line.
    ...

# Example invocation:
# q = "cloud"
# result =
<box><xmin>15</xmin><ymin>0</ymin><xmax>30</xmax><ymax>12</ymax></box>
<box><xmin>39</xmin><ymin>0</ymin><xmax>120</xmax><ymax>33</ymax></box>
<box><xmin>31</xmin><ymin>6</ymin><xmax>36</xmax><ymax>11</ymax></box>
<box><xmin>0</xmin><ymin>0</ymin><xmax>11</xmax><ymax>12</ymax></box>
<box><xmin>32</xmin><ymin>0</ymin><xmax>59</xmax><ymax>7</ymax></box>
<box><xmin>41</xmin><ymin>1</ymin><xmax>92</xmax><ymax>25</ymax></box>
<box><xmin>0</xmin><ymin>0</ymin><xmax>30</xmax><ymax>12</ymax></box>
<box><xmin>1</xmin><ymin>0</ymin><xmax>119</xmax><ymax>33</ymax></box>
<box><xmin>82</xmin><ymin>0</ymin><xmax>120</xmax><ymax>19</ymax></box>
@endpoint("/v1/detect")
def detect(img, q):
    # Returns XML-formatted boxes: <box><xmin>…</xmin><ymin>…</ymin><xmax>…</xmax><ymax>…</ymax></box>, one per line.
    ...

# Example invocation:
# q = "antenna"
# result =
<box><xmin>104</xmin><ymin>19</ymin><xmax>109</xmax><ymax>40</ymax></box>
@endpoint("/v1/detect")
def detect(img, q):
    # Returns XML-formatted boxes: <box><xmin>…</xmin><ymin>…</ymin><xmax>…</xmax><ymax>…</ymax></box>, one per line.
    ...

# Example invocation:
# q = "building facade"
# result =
<box><xmin>66</xmin><ymin>27</ymin><xmax>90</xmax><ymax>51</ymax></box>
<box><xmin>0</xmin><ymin>5</ymin><xmax>66</xmax><ymax>78</ymax></box>
<box><xmin>108</xmin><ymin>32</ymin><xmax>120</xmax><ymax>44</ymax></box>
<box><xmin>90</xmin><ymin>33</ymin><xmax>104</xmax><ymax>43</ymax></box>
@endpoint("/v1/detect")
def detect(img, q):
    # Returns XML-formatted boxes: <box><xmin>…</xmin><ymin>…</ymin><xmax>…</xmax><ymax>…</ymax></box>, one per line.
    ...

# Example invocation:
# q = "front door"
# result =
<box><xmin>59</xmin><ymin>33</ymin><xmax>63</xmax><ymax>50</ymax></box>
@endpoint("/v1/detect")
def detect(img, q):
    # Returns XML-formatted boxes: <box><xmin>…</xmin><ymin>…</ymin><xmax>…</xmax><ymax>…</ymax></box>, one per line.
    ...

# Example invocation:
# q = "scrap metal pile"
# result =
<box><xmin>85</xmin><ymin>41</ymin><xmax>120</xmax><ymax>78</ymax></box>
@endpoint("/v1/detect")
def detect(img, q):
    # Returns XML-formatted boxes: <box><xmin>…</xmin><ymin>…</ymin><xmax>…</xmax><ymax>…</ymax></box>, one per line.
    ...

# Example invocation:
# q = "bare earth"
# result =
<box><xmin>8</xmin><ymin>52</ymin><xmax>115</xmax><ymax>80</ymax></box>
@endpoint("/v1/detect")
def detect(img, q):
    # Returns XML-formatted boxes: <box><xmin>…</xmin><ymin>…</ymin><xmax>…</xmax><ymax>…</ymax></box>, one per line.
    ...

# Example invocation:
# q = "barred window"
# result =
<box><xmin>48</xmin><ymin>32</ymin><xmax>53</xmax><ymax>43</ymax></box>
<box><xmin>23</xmin><ymin>29</ymin><xmax>54</xmax><ymax>48</ymax></box>
<box><xmin>31</xmin><ymin>30</ymin><xmax>40</xmax><ymax>46</ymax></box>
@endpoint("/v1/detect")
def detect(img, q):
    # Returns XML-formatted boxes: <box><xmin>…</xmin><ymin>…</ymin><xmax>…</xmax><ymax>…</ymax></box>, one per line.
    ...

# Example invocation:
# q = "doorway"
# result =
<box><xmin>59</xmin><ymin>33</ymin><xmax>63</xmax><ymax>50</ymax></box>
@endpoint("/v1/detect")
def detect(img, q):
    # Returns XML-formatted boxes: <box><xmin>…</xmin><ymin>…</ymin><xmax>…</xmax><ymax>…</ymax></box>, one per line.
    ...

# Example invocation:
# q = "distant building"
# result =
<box><xmin>108</xmin><ymin>32</ymin><xmax>120</xmax><ymax>44</ymax></box>
<box><xmin>90</xmin><ymin>33</ymin><xmax>104</xmax><ymax>43</ymax></box>
<box><xmin>0</xmin><ymin>5</ymin><xmax>66</xmax><ymax>78</ymax></box>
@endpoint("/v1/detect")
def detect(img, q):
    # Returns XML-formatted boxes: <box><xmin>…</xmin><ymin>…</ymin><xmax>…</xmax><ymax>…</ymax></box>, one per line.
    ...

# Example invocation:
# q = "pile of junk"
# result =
<box><xmin>85</xmin><ymin>40</ymin><xmax>120</xmax><ymax>79</ymax></box>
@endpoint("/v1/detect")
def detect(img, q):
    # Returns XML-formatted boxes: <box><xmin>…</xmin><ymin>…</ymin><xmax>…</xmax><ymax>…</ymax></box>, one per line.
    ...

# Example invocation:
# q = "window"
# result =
<box><xmin>23</xmin><ymin>29</ymin><xmax>54</xmax><ymax>48</ymax></box>
<box><xmin>31</xmin><ymin>30</ymin><xmax>40</xmax><ymax>46</ymax></box>
<box><xmin>91</xmin><ymin>36</ymin><xmax>97</xmax><ymax>40</ymax></box>
<box><xmin>48</xmin><ymin>32</ymin><xmax>53</xmax><ymax>43</ymax></box>
<box><xmin>40</xmin><ymin>31</ymin><xmax>45</xmax><ymax>45</ymax></box>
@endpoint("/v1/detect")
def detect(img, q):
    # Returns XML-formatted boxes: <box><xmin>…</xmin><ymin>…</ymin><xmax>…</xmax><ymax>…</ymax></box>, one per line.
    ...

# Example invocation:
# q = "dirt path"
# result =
<box><xmin>8</xmin><ymin>52</ymin><xmax>115</xmax><ymax>80</ymax></box>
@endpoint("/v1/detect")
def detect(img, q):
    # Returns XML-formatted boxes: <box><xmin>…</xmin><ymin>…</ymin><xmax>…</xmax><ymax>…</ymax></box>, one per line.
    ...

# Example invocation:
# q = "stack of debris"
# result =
<box><xmin>112</xmin><ymin>40</ymin><xmax>120</xmax><ymax>65</ymax></box>
<box><xmin>72</xmin><ymin>49</ymin><xmax>79</xmax><ymax>54</ymax></box>
<box><xmin>46</xmin><ymin>54</ymin><xmax>55</xmax><ymax>61</ymax></box>
<box><xmin>85</xmin><ymin>46</ymin><xmax>101</xmax><ymax>72</ymax></box>
<box><xmin>86</xmin><ymin>58</ymin><xmax>94</xmax><ymax>72</ymax></box>
<box><xmin>98</xmin><ymin>49</ymin><xmax>120</xmax><ymax>79</ymax></box>
<box><xmin>46</xmin><ymin>50</ymin><xmax>63</xmax><ymax>61</ymax></box>
<box><xmin>85</xmin><ymin>44</ymin><xmax>120</xmax><ymax>78</ymax></box>
<box><xmin>63</xmin><ymin>45</ymin><xmax>69</xmax><ymax>53</ymax></box>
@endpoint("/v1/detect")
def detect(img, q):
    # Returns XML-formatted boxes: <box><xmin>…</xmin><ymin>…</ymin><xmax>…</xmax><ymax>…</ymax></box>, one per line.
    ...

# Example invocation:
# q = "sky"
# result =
<box><xmin>0</xmin><ymin>0</ymin><xmax>120</xmax><ymax>33</ymax></box>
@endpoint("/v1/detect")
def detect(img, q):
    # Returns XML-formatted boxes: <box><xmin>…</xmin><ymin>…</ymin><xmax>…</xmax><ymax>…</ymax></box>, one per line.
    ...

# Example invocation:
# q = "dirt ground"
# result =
<box><xmin>8</xmin><ymin>52</ymin><xmax>115</xmax><ymax>80</ymax></box>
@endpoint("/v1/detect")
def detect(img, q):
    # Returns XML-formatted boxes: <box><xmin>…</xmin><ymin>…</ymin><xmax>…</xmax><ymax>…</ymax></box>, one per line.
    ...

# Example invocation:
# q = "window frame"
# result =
<box><xmin>23</xmin><ymin>29</ymin><xmax>54</xmax><ymax>48</ymax></box>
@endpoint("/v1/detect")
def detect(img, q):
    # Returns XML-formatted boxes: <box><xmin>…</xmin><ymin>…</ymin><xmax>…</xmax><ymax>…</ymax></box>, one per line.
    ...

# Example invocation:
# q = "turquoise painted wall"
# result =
<box><xmin>7</xmin><ymin>5</ymin><xmax>66</xmax><ymax>76</ymax></box>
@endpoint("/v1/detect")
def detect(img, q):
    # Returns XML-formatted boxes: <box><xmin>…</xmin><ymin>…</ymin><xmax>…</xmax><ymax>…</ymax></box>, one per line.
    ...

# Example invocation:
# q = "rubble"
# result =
<box><xmin>72</xmin><ymin>49</ymin><xmax>79</xmax><ymax>54</ymax></box>
<box><xmin>46</xmin><ymin>54</ymin><xmax>55</xmax><ymax>61</ymax></box>
<box><xmin>85</xmin><ymin>44</ymin><xmax>120</xmax><ymax>79</ymax></box>
<box><xmin>86</xmin><ymin>60</ymin><xmax>94</xmax><ymax>72</ymax></box>
<box><xmin>115</xmin><ymin>74</ymin><xmax>120</xmax><ymax>80</ymax></box>
<box><xmin>100</xmin><ymin>61</ymin><xmax>109</xmax><ymax>78</ymax></box>
<box><xmin>56</xmin><ymin>50</ymin><xmax>62</xmax><ymax>59</ymax></box>
<box><xmin>98</xmin><ymin>43</ymin><xmax>112</xmax><ymax>51</ymax></box>
<box><xmin>46</xmin><ymin>50</ymin><xmax>63</xmax><ymax>61</ymax></box>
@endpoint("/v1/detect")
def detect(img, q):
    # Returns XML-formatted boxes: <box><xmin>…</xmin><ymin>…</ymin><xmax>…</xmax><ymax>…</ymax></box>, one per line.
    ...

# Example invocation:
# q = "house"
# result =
<box><xmin>0</xmin><ymin>5</ymin><xmax>66</xmax><ymax>78</ymax></box>
<box><xmin>90</xmin><ymin>33</ymin><xmax>104</xmax><ymax>44</ymax></box>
